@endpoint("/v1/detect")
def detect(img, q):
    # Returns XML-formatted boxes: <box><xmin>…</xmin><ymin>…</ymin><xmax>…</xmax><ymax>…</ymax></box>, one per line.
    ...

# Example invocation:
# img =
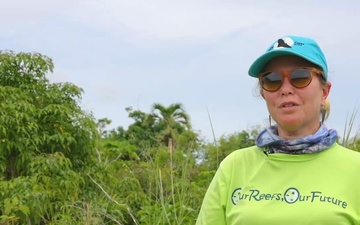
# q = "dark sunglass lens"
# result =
<box><xmin>291</xmin><ymin>68</ymin><xmax>312</xmax><ymax>88</ymax></box>
<box><xmin>261</xmin><ymin>72</ymin><xmax>282</xmax><ymax>91</ymax></box>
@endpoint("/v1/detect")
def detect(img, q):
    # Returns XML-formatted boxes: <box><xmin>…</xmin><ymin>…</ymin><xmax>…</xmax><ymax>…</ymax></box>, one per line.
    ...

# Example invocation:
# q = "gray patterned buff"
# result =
<box><xmin>256</xmin><ymin>124</ymin><xmax>338</xmax><ymax>154</ymax></box>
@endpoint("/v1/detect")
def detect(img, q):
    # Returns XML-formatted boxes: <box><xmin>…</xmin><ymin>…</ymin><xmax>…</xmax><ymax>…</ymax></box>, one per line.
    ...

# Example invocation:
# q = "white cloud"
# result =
<box><xmin>74</xmin><ymin>0</ymin><xmax>257</xmax><ymax>40</ymax></box>
<box><xmin>2</xmin><ymin>0</ymin><xmax>360</xmax><ymax>46</ymax></box>
<box><xmin>2</xmin><ymin>0</ymin><xmax>360</xmax><ymax>140</ymax></box>
<box><xmin>72</xmin><ymin>0</ymin><xmax>360</xmax><ymax>43</ymax></box>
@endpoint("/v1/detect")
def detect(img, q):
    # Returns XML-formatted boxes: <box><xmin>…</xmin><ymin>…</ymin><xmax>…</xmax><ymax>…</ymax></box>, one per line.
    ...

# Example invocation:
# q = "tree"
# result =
<box><xmin>151</xmin><ymin>103</ymin><xmax>191</xmax><ymax>151</ymax></box>
<box><xmin>125</xmin><ymin>107</ymin><xmax>157</xmax><ymax>148</ymax></box>
<box><xmin>0</xmin><ymin>50</ymin><xmax>231</xmax><ymax>224</ymax></box>
<box><xmin>97</xmin><ymin>117</ymin><xmax>112</xmax><ymax>138</ymax></box>
<box><xmin>0</xmin><ymin>50</ymin><xmax>99</xmax><ymax>223</ymax></box>
<box><xmin>199</xmin><ymin>129</ymin><xmax>258</xmax><ymax>170</ymax></box>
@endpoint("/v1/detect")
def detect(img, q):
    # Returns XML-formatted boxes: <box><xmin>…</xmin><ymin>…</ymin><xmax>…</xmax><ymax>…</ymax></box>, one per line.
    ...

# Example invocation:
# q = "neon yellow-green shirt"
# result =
<box><xmin>196</xmin><ymin>143</ymin><xmax>360</xmax><ymax>225</ymax></box>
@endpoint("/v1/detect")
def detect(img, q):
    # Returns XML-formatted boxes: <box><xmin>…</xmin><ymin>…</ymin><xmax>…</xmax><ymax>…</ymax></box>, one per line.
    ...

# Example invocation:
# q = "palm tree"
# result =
<box><xmin>124</xmin><ymin>107</ymin><xmax>157</xmax><ymax>148</ymax></box>
<box><xmin>151</xmin><ymin>103</ymin><xmax>191</xmax><ymax>151</ymax></box>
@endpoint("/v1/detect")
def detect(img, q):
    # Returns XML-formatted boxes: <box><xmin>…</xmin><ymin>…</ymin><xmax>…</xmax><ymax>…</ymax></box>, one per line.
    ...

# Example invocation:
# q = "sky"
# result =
<box><xmin>2</xmin><ymin>0</ymin><xmax>360</xmax><ymax>142</ymax></box>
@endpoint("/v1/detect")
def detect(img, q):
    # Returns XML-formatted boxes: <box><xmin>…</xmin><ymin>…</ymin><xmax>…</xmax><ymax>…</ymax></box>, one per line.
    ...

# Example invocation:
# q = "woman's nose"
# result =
<box><xmin>280</xmin><ymin>77</ymin><xmax>294</xmax><ymax>95</ymax></box>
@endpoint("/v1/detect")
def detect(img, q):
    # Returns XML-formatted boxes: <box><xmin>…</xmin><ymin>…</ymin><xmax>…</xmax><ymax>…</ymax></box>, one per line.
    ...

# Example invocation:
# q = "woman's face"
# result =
<box><xmin>261</xmin><ymin>55</ymin><xmax>331</xmax><ymax>139</ymax></box>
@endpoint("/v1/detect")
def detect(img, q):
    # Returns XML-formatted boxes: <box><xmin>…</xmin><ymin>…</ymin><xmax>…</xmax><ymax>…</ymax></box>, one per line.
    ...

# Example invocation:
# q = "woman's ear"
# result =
<box><xmin>322</xmin><ymin>82</ymin><xmax>332</xmax><ymax>103</ymax></box>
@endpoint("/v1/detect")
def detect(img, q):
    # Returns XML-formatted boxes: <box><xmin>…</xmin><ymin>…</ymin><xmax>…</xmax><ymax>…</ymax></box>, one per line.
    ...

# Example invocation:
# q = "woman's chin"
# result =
<box><xmin>277</xmin><ymin>119</ymin><xmax>302</xmax><ymax>131</ymax></box>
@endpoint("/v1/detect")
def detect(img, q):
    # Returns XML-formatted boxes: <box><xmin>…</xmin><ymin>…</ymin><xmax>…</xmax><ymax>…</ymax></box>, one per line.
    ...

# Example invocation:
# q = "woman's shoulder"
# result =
<box><xmin>331</xmin><ymin>143</ymin><xmax>360</xmax><ymax>155</ymax></box>
<box><xmin>331</xmin><ymin>143</ymin><xmax>360</xmax><ymax>160</ymax></box>
<box><xmin>219</xmin><ymin>146</ymin><xmax>264</xmax><ymax>168</ymax></box>
<box><xmin>218</xmin><ymin>143</ymin><xmax>360</xmax><ymax>169</ymax></box>
<box><xmin>226</xmin><ymin>145</ymin><xmax>263</xmax><ymax>158</ymax></box>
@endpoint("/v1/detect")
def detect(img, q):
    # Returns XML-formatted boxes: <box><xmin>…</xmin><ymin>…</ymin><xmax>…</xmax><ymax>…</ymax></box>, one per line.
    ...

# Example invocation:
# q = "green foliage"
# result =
<box><xmin>0</xmin><ymin>51</ymin><xmax>100</xmax><ymax>223</ymax></box>
<box><xmin>103</xmin><ymin>103</ymin><xmax>195</xmax><ymax>159</ymax></box>
<box><xmin>0</xmin><ymin>152</ymin><xmax>85</xmax><ymax>224</ymax></box>
<box><xmin>122</xmin><ymin>108</ymin><xmax>158</xmax><ymax>151</ymax></box>
<box><xmin>199</xmin><ymin>130</ymin><xmax>257</xmax><ymax>170</ymax></box>
<box><xmin>151</xmin><ymin>103</ymin><xmax>191</xmax><ymax>149</ymax></box>
<box><xmin>0</xmin><ymin>49</ymin><xmax>278</xmax><ymax>224</ymax></box>
<box><xmin>101</xmin><ymin>139</ymin><xmax>140</xmax><ymax>162</ymax></box>
<box><xmin>348</xmin><ymin>137</ymin><xmax>360</xmax><ymax>152</ymax></box>
<box><xmin>0</xmin><ymin>51</ymin><xmax>98</xmax><ymax>178</ymax></box>
<box><xmin>134</xmin><ymin>148</ymin><xmax>202</xmax><ymax>225</ymax></box>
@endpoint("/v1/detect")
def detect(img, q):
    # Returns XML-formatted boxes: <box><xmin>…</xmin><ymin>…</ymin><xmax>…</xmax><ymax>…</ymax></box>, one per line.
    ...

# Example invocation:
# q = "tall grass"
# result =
<box><xmin>133</xmin><ymin>143</ymin><xmax>202</xmax><ymax>225</ymax></box>
<box><xmin>340</xmin><ymin>106</ymin><xmax>360</xmax><ymax>148</ymax></box>
<box><xmin>206</xmin><ymin>106</ymin><xmax>219</xmax><ymax>168</ymax></box>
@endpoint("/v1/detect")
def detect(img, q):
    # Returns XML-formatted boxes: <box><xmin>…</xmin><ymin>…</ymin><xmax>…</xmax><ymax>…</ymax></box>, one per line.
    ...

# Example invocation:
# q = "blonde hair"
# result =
<box><xmin>321</xmin><ymin>98</ymin><xmax>330</xmax><ymax>122</ymax></box>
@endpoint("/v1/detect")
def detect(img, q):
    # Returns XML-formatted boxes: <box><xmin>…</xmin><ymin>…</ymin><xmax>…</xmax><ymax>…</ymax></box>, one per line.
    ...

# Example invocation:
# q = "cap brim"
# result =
<box><xmin>248</xmin><ymin>49</ymin><xmax>311</xmax><ymax>77</ymax></box>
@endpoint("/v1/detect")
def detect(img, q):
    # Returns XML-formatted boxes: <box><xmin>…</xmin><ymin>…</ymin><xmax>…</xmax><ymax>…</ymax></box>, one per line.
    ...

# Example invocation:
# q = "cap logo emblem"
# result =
<box><xmin>274</xmin><ymin>37</ymin><xmax>294</xmax><ymax>49</ymax></box>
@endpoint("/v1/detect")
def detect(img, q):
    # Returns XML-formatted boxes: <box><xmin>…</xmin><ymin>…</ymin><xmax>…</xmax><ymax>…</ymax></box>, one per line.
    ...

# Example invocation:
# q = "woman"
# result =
<box><xmin>196</xmin><ymin>36</ymin><xmax>360</xmax><ymax>224</ymax></box>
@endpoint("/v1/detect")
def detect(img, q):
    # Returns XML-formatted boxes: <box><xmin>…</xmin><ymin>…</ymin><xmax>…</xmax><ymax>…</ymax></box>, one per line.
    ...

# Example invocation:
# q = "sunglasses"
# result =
<box><xmin>258</xmin><ymin>67</ymin><xmax>325</xmax><ymax>92</ymax></box>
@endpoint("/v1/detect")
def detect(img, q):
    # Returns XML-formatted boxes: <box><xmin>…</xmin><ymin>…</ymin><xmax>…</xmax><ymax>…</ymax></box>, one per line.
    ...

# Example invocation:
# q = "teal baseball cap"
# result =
<box><xmin>248</xmin><ymin>36</ymin><xmax>328</xmax><ymax>80</ymax></box>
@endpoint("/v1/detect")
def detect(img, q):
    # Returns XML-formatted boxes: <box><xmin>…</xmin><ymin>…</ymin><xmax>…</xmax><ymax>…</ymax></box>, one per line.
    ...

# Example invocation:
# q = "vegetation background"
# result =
<box><xmin>0</xmin><ymin>51</ymin><xmax>359</xmax><ymax>224</ymax></box>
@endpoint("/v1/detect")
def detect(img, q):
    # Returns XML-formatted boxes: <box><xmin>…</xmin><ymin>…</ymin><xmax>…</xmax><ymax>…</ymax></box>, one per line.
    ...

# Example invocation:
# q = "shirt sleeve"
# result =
<box><xmin>196</xmin><ymin>167</ymin><xmax>228</xmax><ymax>225</ymax></box>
